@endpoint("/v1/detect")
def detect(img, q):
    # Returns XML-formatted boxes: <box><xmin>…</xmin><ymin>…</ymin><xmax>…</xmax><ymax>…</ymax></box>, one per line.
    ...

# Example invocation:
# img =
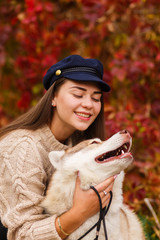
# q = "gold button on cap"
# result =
<box><xmin>55</xmin><ymin>69</ymin><xmax>61</xmax><ymax>76</ymax></box>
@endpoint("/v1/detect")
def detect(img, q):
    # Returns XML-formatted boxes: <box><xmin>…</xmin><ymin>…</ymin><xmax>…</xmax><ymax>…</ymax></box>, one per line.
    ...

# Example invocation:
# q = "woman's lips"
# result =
<box><xmin>75</xmin><ymin>112</ymin><xmax>92</xmax><ymax>120</ymax></box>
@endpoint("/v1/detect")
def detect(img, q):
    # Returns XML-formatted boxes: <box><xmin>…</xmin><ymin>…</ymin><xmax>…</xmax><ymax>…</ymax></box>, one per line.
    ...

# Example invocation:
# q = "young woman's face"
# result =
<box><xmin>51</xmin><ymin>80</ymin><xmax>102</xmax><ymax>141</ymax></box>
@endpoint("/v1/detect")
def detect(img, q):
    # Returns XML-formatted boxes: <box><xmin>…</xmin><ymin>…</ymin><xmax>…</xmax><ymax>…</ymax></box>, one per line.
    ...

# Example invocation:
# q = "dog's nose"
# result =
<box><xmin>119</xmin><ymin>130</ymin><xmax>128</xmax><ymax>134</ymax></box>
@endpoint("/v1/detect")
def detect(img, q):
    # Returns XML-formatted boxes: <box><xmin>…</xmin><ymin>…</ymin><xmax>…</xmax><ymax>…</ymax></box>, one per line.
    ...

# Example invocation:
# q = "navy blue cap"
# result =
<box><xmin>43</xmin><ymin>55</ymin><xmax>110</xmax><ymax>92</ymax></box>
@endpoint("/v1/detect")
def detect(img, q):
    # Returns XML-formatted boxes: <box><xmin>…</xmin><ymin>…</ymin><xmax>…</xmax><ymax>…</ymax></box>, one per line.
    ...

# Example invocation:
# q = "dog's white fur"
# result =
<box><xmin>41</xmin><ymin>131</ymin><xmax>145</xmax><ymax>240</ymax></box>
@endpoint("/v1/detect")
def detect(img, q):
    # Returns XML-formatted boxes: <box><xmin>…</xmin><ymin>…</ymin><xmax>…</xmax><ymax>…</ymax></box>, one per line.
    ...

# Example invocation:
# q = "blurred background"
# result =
<box><xmin>0</xmin><ymin>0</ymin><xmax>160</xmax><ymax>239</ymax></box>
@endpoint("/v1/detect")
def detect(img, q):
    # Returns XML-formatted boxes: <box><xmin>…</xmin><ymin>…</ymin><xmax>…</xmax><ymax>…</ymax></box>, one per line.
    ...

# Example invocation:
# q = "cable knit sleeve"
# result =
<box><xmin>0</xmin><ymin>134</ymin><xmax>62</xmax><ymax>240</ymax></box>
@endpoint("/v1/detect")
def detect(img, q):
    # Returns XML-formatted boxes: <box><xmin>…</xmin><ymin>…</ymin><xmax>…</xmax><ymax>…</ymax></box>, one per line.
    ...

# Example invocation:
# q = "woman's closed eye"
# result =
<box><xmin>92</xmin><ymin>97</ymin><xmax>101</xmax><ymax>102</ymax></box>
<box><xmin>73</xmin><ymin>94</ymin><xmax>100</xmax><ymax>102</ymax></box>
<box><xmin>73</xmin><ymin>94</ymin><xmax>83</xmax><ymax>98</ymax></box>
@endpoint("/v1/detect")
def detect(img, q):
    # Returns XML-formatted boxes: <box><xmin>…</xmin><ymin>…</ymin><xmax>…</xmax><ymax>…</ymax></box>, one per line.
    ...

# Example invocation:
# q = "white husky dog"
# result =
<box><xmin>41</xmin><ymin>130</ymin><xmax>145</xmax><ymax>240</ymax></box>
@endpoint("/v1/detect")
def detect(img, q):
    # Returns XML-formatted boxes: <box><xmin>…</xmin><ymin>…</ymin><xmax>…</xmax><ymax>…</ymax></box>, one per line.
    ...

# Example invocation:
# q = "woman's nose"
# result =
<box><xmin>81</xmin><ymin>96</ymin><xmax>93</xmax><ymax>108</ymax></box>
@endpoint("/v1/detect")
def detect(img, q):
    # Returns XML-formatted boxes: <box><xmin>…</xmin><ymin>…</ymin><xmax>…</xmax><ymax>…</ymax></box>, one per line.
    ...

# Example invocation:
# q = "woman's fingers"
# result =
<box><xmin>101</xmin><ymin>190</ymin><xmax>113</xmax><ymax>208</ymax></box>
<box><xmin>96</xmin><ymin>177</ymin><xmax>116</xmax><ymax>208</ymax></box>
<box><xmin>95</xmin><ymin>176</ymin><xmax>115</xmax><ymax>193</ymax></box>
<box><xmin>73</xmin><ymin>173</ymin><xmax>117</xmax><ymax>219</ymax></box>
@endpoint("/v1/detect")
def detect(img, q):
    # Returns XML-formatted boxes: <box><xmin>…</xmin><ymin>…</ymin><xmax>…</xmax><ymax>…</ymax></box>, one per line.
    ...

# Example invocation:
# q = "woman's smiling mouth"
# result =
<box><xmin>75</xmin><ymin>112</ymin><xmax>92</xmax><ymax>120</ymax></box>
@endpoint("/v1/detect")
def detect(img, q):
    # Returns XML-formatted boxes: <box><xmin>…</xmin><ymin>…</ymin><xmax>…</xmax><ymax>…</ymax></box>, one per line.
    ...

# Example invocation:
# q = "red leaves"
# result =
<box><xmin>56</xmin><ymin>20</ymin><xmax>83</xmax><ymax>36</ymax></box>
<box><xmin>151</xmin><ymin>100</ymin><xmax>160</xmax><ymax>117</ymax></box>
<box><xmin>80</xmin><ymin>0</ymin><xmax>102</xmax><ymax>7</ymax></box>
<box><xmin>25</xmin><ymin>0</ymin><xmax>35</xmax><ymax>12</ymax></box>
<box><xmin>0</xmin><ymin>45</ymin><xmax>6</xmax><ymax>66</ymax></box>
<box><xmin>156</xmin><ymin>52</ymin><xmax>160</xmax><ymax>61</ymax></box>
<box><xmin>17</xmin><ymin>91</ymin><xmax>31</xmax><ymax>110</ymax></box>
<box><xmin>111</xmin><ymin>67</ymin><xmax>126</xmax><ymax>82</ymax></box>
<box><xmin>44</xmin><ymin>2</ymin><xmax>54</xmax><ymax>12</ymax></box>
<box><xmin>123</xmin><ymin>172</ymin><xmax>146</xmax><ymax>208</ymax></box>
<box><xmin>134</xmin><ymin>161</ymin><xmax>156</xmax><ymax>171</ymax></box>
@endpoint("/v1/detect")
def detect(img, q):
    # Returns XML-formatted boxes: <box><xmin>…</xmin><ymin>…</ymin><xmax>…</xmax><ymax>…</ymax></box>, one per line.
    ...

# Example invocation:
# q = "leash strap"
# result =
<box><xmin>77</xmin><ymin>187</ymin><xmax>113</xmax><ymax>240</ymax></box>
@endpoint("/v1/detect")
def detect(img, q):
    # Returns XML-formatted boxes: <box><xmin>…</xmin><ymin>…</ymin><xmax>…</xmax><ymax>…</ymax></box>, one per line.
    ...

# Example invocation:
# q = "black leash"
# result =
<box><xmin>77</xmin><ymin>187</ymin><xmax>113</xmax><ymax>240</ymax></box>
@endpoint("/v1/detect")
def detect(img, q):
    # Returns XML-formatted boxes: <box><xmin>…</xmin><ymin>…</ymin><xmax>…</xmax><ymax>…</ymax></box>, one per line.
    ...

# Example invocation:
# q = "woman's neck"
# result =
<box><xmin>49</xmin><ymin>122</ymin><xmax>75</xmax><ymax>143</ymax></box>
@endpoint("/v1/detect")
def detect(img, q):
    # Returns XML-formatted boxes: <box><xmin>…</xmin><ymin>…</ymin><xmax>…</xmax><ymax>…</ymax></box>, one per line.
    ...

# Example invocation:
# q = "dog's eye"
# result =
<box><xmin>91</xmin><ymin>141</ymin><xmax>100</xmax><ymax>144</ymax></box>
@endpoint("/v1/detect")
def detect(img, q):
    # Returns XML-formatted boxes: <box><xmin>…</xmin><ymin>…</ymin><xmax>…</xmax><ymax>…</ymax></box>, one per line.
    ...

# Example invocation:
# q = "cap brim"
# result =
<box><xmin>63</xmin><ymin>72</ymin><xmax>110</xmax><ymax>92</ymax></box>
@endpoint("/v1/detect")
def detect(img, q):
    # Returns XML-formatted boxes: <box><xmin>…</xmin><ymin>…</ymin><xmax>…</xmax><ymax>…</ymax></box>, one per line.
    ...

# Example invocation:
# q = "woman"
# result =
<box><xmin>0</xmin><ymin>55</ymin><xmax>115</xmax><ymax>240</ymax></box>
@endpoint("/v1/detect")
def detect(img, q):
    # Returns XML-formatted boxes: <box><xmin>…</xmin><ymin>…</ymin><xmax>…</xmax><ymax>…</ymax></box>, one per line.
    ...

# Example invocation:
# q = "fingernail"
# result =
<box><xmin>77</xmin><ymin>171</ymin><xmax>80</xmax><ymax>177</ymax></box>
<box><xmin>114</xmin><ymin>175</ymin><xmax>118</xmax><ymax>179</ymax></box>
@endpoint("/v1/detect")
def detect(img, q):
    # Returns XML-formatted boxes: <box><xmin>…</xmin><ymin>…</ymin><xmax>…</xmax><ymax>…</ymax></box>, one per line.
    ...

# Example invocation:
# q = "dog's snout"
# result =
<box><xmin>119</xmin><ymin>130</ymin><xmax>129</xmax><ymax>134</ymax></box>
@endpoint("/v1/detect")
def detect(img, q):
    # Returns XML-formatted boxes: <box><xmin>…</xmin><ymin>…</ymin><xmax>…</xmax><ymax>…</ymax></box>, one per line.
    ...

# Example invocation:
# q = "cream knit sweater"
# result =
<box><xmin>0</xmin><ymin>125</ymin><xmax>69</xmax><ymax>240</ymax></box>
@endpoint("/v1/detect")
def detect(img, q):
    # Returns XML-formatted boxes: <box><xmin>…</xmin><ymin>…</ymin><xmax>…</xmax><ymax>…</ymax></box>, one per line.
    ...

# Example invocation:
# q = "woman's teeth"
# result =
<box><xmin>76</xmin><ymin>113</ymin><xmax>90</xmax><ymax>118</ymax></box>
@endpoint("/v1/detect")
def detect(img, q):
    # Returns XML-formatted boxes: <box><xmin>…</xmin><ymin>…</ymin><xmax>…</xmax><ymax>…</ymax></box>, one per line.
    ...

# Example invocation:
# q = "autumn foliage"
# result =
<box><xmin>0</xmin><ymin>0</ymin><xmax>160</xmax><ymax>239</ymax></box>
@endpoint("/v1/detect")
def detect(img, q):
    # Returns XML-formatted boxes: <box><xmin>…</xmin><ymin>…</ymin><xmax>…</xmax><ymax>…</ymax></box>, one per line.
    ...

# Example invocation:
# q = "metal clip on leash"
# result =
<box><xmin>77</xmin><ymin>186</ymin><xmax>113</xmax><ymax>240</ymax></box>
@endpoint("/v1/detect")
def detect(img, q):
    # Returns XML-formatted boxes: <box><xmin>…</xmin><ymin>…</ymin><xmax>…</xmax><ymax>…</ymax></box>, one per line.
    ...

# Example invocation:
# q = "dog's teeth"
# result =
<box><xmin>124</xmin><ymin>144</ymin><xmax>128</xmax><ymax>150</ymax></box>
<box><xmin>99</xmin><ymin>156</ymin><xmax>104</xmax><ymax>161</ymax></box>
<box><xmin>122</xmin><ymin>150</ymin><xmax>125</xmax><ymax>154</ymax></box>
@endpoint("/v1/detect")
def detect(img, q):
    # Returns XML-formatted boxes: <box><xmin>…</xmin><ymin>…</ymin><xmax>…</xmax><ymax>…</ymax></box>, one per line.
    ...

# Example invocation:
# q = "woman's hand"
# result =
<box><xmin>72</xmin><ymin>173</ymin><xmax>115</xmax><ymax>222</ymax></box>
<box><xmin>55</xmin><ymin>173</ymin><xmax>116</xmax><ymax>239</ymax></box>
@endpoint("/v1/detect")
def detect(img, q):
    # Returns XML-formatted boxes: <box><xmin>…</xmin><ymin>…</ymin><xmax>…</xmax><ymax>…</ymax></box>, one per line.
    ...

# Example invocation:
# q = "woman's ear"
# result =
<box><xmin>52</xmin><ymin>100</ymin><xmax>56</xmax><ymax>107</ymax></box>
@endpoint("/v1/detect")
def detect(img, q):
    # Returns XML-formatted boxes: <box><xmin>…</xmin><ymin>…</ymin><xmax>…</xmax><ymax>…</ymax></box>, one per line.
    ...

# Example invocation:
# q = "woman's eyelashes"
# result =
<box><xmin>73</xmin><ymin>94</ymin><xmax>100</xmax><ymax>102</ymax></box>
<box><xmin>92</xmin><ymin>97</ymin><xmax>101</xmax><ymax>102</ymax></box>
<box><xmin>73</xmin><ymin>94</ymin><xmax>83</xmax><ymax>98</ymax></box>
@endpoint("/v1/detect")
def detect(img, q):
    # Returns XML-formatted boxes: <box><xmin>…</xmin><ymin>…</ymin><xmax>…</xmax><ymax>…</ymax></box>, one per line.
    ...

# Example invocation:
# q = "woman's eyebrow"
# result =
<box><xmin>70</xmin><ymin>86</ymin><xmax>102</xmax><ymax>94</ymax></box>
<box><xmin>70</xmin><ymin>86</ymin><xmax>87</xmax><ymax>91</ymax></box>
<box><xmin>93</xmin><ymin>91</ymin><xmax>102</xmax><ymax>95</ymax></box>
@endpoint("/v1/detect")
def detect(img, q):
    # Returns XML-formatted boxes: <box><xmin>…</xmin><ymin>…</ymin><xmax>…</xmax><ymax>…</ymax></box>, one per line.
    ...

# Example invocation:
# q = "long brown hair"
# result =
<box><xmin>0</xmin><ymin>78</ymin><xmax>106</xmax><ymax>144</ymax></box>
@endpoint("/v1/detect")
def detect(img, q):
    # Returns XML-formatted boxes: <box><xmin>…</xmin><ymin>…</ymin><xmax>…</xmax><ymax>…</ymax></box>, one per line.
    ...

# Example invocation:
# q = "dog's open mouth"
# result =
<box><xmin>95</xmin><ymin>142</ymin><xmax>131</xmax><ymax>163</ymax></box>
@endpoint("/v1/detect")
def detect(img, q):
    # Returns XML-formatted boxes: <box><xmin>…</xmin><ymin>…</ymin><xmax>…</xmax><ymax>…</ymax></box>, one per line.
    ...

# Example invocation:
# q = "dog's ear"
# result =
<box><xmin>49</xmin><ymin>150</ymin><xmax>65</xmax><ymax>169</ymax></box>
